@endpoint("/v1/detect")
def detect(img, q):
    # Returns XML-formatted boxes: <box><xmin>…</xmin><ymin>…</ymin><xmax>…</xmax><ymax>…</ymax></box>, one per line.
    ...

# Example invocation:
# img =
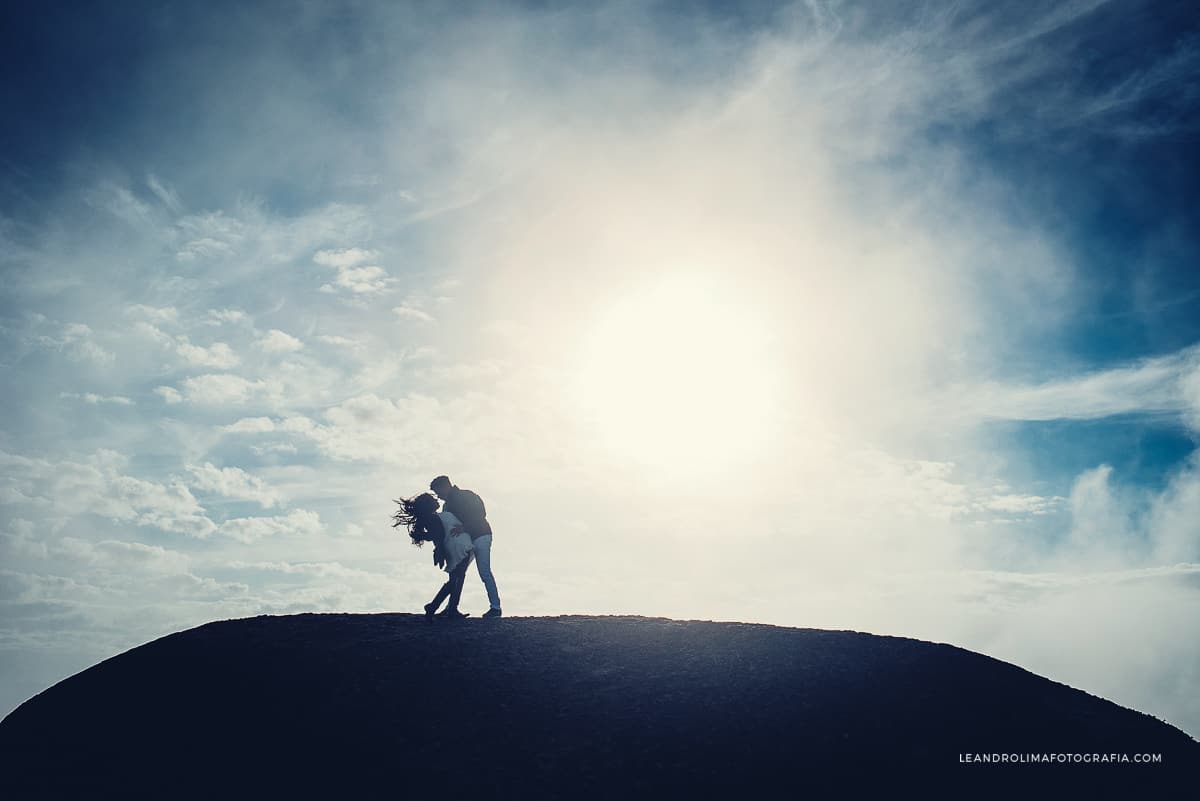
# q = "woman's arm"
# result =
<box><xmin>426</xmin><ymin>515</ymin><xmax>447</xmax><ymax>567</ymax></box>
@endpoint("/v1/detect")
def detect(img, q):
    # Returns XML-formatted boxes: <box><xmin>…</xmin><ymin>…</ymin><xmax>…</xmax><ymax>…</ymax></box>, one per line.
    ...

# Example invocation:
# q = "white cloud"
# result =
<box><xmin>430</xmin><ymin>360</ymin><xmax>504</xmax><ymax>382</ymax></box>
<box><xmin>179</xmin><ymin>374</ymin><xmax>264</xmax><ymax>406</ymax></box>
<box><xmin>171</xmin><ymin>202</ymin><xmax>370</xmax><ymax>267</ymax></box>
<box><xmin>124</xmin><ymin>304</ymin><xmax>179</xmax><ymax>325</ymax></box>
<box><xmin>146</xmin><ymin>174</ymin><xmax>183</xmax><ymax>214</ymax></box>
<box><xmin>1182</xmin><ymin>360</ymin><xmax>1200</xmax><ymax>431</ymax></box>
<box><xmin>176</xmin><ymin>237</ymin><xmax>236</xmax><ymax>261</ymax></box>
<box><xmin>222</xmin><ymin>416</ymin><xmax>276</xmax><ymax>433</ymax></box>
<box><xmin>85</xmin><ymin>182</ymin><xmax>154</xmax><ymax>228</ymax></box>
<box><xmin>314</xmin><ymin>248</ymin><xmax>395</xmax><ymax>295</ymax></box>
<box><xmin>87</xmin><ymin>539</ymin><xmax>191</xmax><ymax>574</ymax></box>
<box><xmin>173</xmin><ymin>211</ymin><xmax>245</xmax><ymax>262</ymax></box>
<box><xmin>959</xmin><ymin>567</ymin><xmax>1200</xmax><ymax>750</ymax></box>
<box><xmin>278</xmin><ymin>416</ymin><xmax>316</xmax><ymax>434</ymax></box>
<box><xmin>159</xmin><ymin>572</ymin><xmax>251</xmax><ymax>599</ymax></box>
<box><xmin>282</xmin><ymin>393</ymin><xmax>446</xmax><ymax>464</ymax></box>
<box><xmin>316</xmin><ymin>334</ymin><xmax>363</xmax><ymax>349</ymax></box>
<box><xmin>313</xmin><ymin>248</ymin><xmax>375</xmax><ymax>268</ymax></box>
<box><xmin>0</xmin><ymin>568</ymin><xmax>100</xmax><ymax>611</ymax></box>
<box><xmin>176</xmin><ymin>338</ymin><xmax>240</xmax><ymax>368</ymax></box>
<box><xmin>187</xmin><ymin>462</ymin><xmax>280</xmax><ymax>508</ymax></box>
<box><xmin>258</xmin><ymin>329</ymin><xmax>303</xmax><ymax>353</ymax></box>
<box><xmin>0</xmin><ymin>520</ymin><xmax>47</xmax><ymax>560</ymax></box>
<box><xmin>320</xmin><ymin>265</ymin><xmax>395</xmax><ymax>296</ymax></box>
<box><xmin>250</xmin><ymin>442</ymin><xmax>298</xmax><ymax>456</ymax></box>
<box><xmin>220</xmin><ymin>509</ymin><xmax>323</xmax><ymax>543</ymax></box>
<box><xmin>1053</xmin><ymin>454</ymin><xmax>1200</xmax><ymax>572</ymax></box>
<box><xmin>59</xmin><ymin>392</ymin><xmax>134</xmax><ymax>406</ymax></box>
<box><xmin>961</xmin><ymin>344</ymin><xmax>1200</xmax><ymax>423</ymax></box>
<box><xmin>1148</xmin><ymin>455</ymin><xmax>1200</xmax><ymax>564</ymax></box>
<box><xmin>132</xmin><ymin>324</ymin><xmax>245</xmax><ymax>372</ymax></box>
<box><xmin>392</xmin><ymin>304</ymin><xmax>433</xmax><ymax>322</ymax></box>
<box><xmin>107</xmin><ymin>475</ymin><xmax>217</xmax><ymax>538</ymax></box>
<box><xmin>132</xmin><ymin>321</ymin><xmax>175</xmax><ymax>346</ymax></box>
<box><xmin>225</xmin><ymin>560</ymin><xmax>372</xmax><ymax>578</ymax></box>
<box><xmin>154</xmin><ymin>386</ymin><xmax>183</xmax><ymax>404</ymax></box>
<box><xmin>35</xmin><ymin>322</ymin><xmax>114</xmax><ymax>365</ymax></box>
<box><xmin>0</xmin><ymin>450</ymin><xmax>217</xmax><ymax>539</ymax></box>
<box><xmin>205</xmin><ymin>308</ymin><xmax>249</xmax><ymax>326</ymax></box>
<box><xmin>982</xmin><ymin>493</ymin><xmax>1064</xmax><ymax>515</ymax></box>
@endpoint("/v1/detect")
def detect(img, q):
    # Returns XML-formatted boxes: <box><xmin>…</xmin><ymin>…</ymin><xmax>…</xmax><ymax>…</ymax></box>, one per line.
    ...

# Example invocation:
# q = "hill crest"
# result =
<box><xmin>1</xmin><ymin>613</ymin><xmax>1194</xmax><ymax>797</ymax></box>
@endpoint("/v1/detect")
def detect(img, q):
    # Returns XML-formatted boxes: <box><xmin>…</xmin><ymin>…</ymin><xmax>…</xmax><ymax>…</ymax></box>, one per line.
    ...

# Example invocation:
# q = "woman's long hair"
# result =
<box><xmin>392</xmin><ymin>492</ymin><xmax>440</xmax><ymax>546</ymax></box>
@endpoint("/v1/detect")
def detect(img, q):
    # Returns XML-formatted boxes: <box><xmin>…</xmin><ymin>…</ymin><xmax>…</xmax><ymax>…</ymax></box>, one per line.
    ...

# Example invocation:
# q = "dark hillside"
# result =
<box><xmin>1</xmin><ymin>614</ymin><xmax>1194</xmax><ymax>798</ymax></box>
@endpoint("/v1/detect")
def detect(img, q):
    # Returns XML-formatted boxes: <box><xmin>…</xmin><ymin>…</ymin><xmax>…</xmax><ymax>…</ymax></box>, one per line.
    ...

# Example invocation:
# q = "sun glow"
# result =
<box><xmin>571</xmin><ymin>274</ymin><xmax>778</xmax><ymax>480</ymax></box>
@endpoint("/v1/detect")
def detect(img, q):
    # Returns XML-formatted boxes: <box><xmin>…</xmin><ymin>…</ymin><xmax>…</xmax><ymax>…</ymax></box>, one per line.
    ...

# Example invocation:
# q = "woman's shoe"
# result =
<box><xmin>423</xmin><ymin>602</ymin><xmax>438</xmax><ymax>621</ymax></box>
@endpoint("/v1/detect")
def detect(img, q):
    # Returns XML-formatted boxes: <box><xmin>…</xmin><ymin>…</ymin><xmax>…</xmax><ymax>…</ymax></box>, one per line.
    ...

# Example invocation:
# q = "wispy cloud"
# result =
<box><xmin>32</xmin><ymin>321</ymin><xmax>114</xmax><ymax>365</ymax></box>
<box><xmin>959</xmin><ymin>344</ymin><xmax>1200</xmax><ymax>423</ymax></box>
<box><xmin>145</xmin><ymin>174</ymin><xmax>184</xmax><ymax>215</ymax></box>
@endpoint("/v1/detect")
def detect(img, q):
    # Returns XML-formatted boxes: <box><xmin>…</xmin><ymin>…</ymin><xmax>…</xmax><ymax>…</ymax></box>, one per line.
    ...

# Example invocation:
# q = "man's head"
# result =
<box><xmin>430</xmin><ymin>475</ymin><xmax>452</xmax><ymax>499</ymax></box>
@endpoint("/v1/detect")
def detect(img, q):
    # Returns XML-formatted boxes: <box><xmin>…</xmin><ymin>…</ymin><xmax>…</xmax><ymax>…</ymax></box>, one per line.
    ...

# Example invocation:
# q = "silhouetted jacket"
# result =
<box><xmin>442</xmin><ymin>486</ymin><xmax>493</xmax><ymax>541</ymax></box>
<box><xmin>411</xmin><ymin>516</ymin><xmax>446</xmax><ymax>559</ymax></box>
<box><xmin>414</xmin><ymin>513</ymin><xmax>473</xmax><ymax>573</ymax></box>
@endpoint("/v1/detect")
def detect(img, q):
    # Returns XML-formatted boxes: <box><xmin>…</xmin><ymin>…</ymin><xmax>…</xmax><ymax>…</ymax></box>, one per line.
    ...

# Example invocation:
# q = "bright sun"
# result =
<box><xmin>571</xmin><ymin>274</ymin><xmax>778</xmax><ymax>480</ymax></box>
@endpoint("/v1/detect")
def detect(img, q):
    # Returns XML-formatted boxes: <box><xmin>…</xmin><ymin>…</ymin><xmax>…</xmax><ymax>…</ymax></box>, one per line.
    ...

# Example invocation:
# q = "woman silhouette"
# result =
<box><xmin>392</xmin><ymin>492</ymin><xmax>474</xmax><ymax>620</ymax></box>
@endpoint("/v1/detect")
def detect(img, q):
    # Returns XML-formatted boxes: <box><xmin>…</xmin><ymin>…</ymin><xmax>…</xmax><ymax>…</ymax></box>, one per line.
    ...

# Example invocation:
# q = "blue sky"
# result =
<box><xmin>3</xmin><ymin>1</ymin><xmax>1199</xmax><ymax>737</ymax></box>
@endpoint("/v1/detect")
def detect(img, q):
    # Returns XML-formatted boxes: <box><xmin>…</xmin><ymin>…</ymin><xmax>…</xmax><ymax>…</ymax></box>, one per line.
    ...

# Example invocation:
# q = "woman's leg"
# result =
<box><xmin>426</xmin><ymin>580</ymin><xmax>453</xmax><ymax>617</ymax></box>
<box><xmin>446</xmin><ymin>554</ymin><xmax>473</xmax><ymax>613</ymax></box>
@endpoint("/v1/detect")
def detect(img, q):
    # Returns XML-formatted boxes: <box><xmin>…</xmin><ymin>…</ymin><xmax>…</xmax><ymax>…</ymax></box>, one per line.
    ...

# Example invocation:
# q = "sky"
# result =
<box><xmin>2</xmin><ymin>0</ymin><xmax>1199</xmax><ymax>738</ymax></box>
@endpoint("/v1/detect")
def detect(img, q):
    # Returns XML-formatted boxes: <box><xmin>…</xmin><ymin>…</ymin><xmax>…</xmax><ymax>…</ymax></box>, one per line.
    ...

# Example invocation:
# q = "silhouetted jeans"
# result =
<box><xmin>429</xmin><ymin>553</ymin><xmax>472</xmax><ymax>613</ymax></box>
<box><xmin>472</xmin><ymin>534</ymin><xmax>501</xmax><ymax>611</ymax></box>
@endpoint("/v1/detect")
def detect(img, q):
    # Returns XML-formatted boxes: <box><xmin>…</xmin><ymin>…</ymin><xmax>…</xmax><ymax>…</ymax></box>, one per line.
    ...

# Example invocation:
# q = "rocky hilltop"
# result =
<box><xmin>1</xmin><ymin>614</ymin><xmax>1194</xmax><ymax>798</ymax></box>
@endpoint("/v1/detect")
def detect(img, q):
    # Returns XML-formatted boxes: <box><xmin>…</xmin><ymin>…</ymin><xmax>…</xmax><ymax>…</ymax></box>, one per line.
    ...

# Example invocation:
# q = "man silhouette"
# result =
<box><xmin>430</xmin><ymin>475</ymin><xmax>502</xmax><ymax>618</ymax></box>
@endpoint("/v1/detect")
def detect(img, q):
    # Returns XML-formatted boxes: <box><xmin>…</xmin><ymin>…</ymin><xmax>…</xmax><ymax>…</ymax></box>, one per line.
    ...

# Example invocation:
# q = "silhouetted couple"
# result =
<box><xmin>392</xmin><ymin>475</ymin><xmax>502</xmax><ymax>620</ymax></box>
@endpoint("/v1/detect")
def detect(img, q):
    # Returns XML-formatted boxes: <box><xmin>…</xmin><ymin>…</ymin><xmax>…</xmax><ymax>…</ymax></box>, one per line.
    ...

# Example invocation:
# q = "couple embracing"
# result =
<box><xmin>392</xmin><ymin>475</ymin><xmax>502</xmax><ymax>620</ymax></box>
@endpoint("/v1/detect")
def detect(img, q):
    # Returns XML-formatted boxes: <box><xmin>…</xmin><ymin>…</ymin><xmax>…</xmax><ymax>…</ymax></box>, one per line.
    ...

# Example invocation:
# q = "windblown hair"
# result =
<box><xmin>392</xmin><ymin>492</ymin><xmax>440</xmax><ymax>546</ymax></box>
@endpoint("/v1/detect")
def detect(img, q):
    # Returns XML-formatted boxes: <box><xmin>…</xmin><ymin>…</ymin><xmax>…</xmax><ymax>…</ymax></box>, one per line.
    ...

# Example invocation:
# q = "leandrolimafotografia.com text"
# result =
<box><xmin>959</xmin><ymin>753</ymin><xmax>1163</xmax><ymax>764</ymax></box>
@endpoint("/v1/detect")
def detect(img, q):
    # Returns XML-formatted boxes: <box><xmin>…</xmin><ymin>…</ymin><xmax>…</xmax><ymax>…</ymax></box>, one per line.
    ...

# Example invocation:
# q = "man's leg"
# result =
<box><xmin>472</xmin><ymin>534</ymin><xmax>501</xmax><ymax>613</ymax></box>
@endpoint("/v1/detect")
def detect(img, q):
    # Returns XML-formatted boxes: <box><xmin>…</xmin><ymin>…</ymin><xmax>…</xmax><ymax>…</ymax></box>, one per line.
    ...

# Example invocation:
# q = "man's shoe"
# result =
<box><xmin>437</xmin><ymin>609</ymin><xmax>469</xmax><ymax>620</ymax></box>
<box><xmin>423</xmin><ymin>602</ymin><xmax>438</xmax><ymax>621</ymax></box>
<box><xmin>481</xmin><ymin>608</ymin><xmax>502</xmax><ymax>619</ymax></box>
